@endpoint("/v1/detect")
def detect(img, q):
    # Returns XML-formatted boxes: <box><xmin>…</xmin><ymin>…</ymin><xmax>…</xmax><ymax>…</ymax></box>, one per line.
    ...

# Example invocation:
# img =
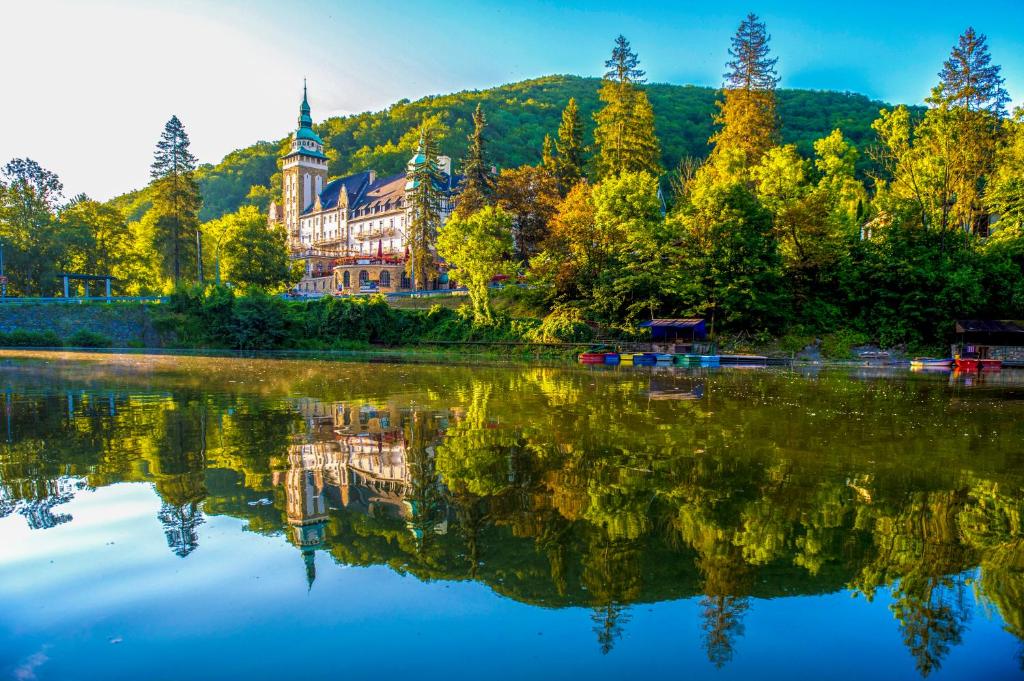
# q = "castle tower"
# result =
<box><xmin>281</xmin><ymin>81</ymin><xmax>329</xmax><ymax>250</ymax></box>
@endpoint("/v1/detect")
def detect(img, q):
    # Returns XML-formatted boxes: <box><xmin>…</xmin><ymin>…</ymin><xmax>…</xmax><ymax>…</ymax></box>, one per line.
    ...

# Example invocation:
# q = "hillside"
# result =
<box><xmin>110</xmin><ymin>74</ymin><xmax>908</xmax><ymax>223</ymax></box>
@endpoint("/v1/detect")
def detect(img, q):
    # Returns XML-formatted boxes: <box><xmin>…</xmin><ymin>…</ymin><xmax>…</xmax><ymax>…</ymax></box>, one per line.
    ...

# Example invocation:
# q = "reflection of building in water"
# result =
<box><xmin>275</xmin><ymin>400</ymin><xmax>449</xmax><ymax>583</ymax></box>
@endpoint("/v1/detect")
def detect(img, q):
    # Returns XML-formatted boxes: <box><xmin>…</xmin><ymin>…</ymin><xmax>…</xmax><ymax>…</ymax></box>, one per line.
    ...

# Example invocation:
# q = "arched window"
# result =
<box><xmin>379</xmin><ymin>271</ymin><xmax>391</xmax><ymax>287</ymax></box>
<box><xmin>400</xmin><ymin>273</ymin><xmax>411</xmax><ymax>289</ymax></box>
<box><xmin>343</xmin><ymin>271</ymin><xmax>350</xmax><ymax>288</ymax></box>
<box><xmin>359</xmin><ymin>270</ymin><xmax>369</xmax><ymax>285</ymax></box>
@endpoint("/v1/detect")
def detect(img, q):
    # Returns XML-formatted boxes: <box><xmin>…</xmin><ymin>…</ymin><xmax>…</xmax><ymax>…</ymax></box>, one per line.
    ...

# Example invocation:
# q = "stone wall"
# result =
<box><xmin>989</xmin><ymin>345</ymin><xmax>1024</xmax><ymax>362</ymax></box>
<box><xmin>0</xmin><ymin>303</ymin><xmax>161</xmax><ymax>346</ymax></box>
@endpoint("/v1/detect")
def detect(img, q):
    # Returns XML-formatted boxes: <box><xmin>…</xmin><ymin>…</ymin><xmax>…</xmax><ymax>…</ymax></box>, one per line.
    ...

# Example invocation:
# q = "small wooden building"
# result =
<box><xmin>954</xmin><ymin>320</ymin><xmax>1024</xmax><ymax>365</ymax></box>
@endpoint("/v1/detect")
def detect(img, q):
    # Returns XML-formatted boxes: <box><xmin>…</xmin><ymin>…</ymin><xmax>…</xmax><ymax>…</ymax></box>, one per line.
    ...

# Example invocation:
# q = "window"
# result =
<box><xmin>379</xmin><ymin>271</ymin><xmax>391</xmax><ymax>287</ymax></box>
<box><xmin>343</xmin><ymin>271</ymin><xmax>350</xmax><ymax>288</ymax></box>
<box><xmin>359</xmin><ymin>270</ymin><xmax>368</xmax><ymax>284</ymax></box>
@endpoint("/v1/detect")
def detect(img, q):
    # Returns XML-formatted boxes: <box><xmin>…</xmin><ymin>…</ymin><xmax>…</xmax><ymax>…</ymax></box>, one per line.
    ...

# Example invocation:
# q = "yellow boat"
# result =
<box><xmin>619</xmin><ymin>353</ymin><xmax>636</xmax><ymax>364</ymax></box>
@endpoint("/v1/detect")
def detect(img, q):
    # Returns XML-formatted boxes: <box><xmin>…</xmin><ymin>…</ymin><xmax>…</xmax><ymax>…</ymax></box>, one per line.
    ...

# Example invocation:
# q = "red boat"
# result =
<box><xmin>953</xmin><ymin>343</ymin><xmax>1002</xmax><ymax>372</ymax></box>
<box><xmin>579</xmin><ymin>352</ymin><xmax>606</xmax><ymax>364</ymax></box>
<box><xmin>954</xmin><ymin>357</ymin><xmax>1002</xmax><ymax>371</ymax></box>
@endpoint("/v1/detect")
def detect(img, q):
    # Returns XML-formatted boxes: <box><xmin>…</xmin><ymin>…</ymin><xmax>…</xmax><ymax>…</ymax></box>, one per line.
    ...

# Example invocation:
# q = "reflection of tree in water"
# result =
<box><xmin>151</xmin><ymin>397</ymin><xmax>209</xmax><ymax>558</ymax></box>
<box><xmin>891</xmin><ymin>575</ymin><xmax>970</xmax><ymax>677</ymax></box>
<box><xmin>582</xmin><ymin>534</ymin><xmax>641</xmax><ymax>654</ymax></box>
<box><xmin>157</xmin><ymin>499</ymin><xmax>205</xmax><ymax>557</ymax></box>
<box><xmin>404</xmin><ymin>409</ymin><xmax>447</xmax><ymax>558</ymax></box>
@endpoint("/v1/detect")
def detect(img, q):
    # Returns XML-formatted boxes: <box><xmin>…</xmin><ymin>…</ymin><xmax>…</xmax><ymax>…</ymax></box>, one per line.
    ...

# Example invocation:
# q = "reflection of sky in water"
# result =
<box><xmin>1</xmin><ymin>485</ymin><xmax>1018</xmax><ymax>680</ymax></box>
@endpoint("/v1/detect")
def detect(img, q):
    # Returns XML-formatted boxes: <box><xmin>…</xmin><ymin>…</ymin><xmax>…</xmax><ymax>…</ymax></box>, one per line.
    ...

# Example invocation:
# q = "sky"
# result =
<box><xmin>1</xmin><ymin>0</ymin><xmax>1023</xmax><ymax>201</ymax></box>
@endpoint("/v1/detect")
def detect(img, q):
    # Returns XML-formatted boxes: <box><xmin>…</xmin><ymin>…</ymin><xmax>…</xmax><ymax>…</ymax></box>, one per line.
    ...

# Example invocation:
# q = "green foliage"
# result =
<box><xmin>217</xmin><ymin>206</ymin><xmax>295</xmax><ymax>292</ymax></box>
<box><xmin>820</xmin><ymin>329</ymin><xmax>870</xmax><ymax>359</ymax></box>
<box><xmin>528</xmin><ymin>307</ymin><xmax>595</xmax><ymax>343</ymax></box>
<box><xmin>436</xmin><ymin>206</ymin><xmax>515</xmax><ymax>324</ymax></box>
<box><xmin>0</xmin><ymin>329</ymin><xmax>62</xmax><ymax>347</ymax></box>
<box><xmin>66</xmin><ymin>329</ymin><xmax>113</xmax><ymax>348</ymax></box>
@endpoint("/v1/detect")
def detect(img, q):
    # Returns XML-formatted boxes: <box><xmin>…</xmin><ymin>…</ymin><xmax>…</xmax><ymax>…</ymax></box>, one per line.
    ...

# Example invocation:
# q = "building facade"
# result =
<box><xmin>269</xmin><ymin>85</ymin><xmax>459</xmax><ymax>295</ymax></box>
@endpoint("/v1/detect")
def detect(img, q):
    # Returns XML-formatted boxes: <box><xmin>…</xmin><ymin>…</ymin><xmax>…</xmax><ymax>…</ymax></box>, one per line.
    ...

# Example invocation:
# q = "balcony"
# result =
<box><xmin>354</xmin><ymin>227</ymin><xmax>398</xmax><ymax>241</ymax></box>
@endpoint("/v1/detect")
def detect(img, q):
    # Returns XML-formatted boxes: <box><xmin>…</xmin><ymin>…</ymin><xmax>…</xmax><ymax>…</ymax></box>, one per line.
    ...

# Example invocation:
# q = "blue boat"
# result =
<box><xmin>604</xmin><ymin>353</ymin><xmax>621</xmax><ymax>365</ymax></box>
<box><xmin>633</xmin><ymin>354</ymin><xmax>658</xmax><ymax>366</ymax></box>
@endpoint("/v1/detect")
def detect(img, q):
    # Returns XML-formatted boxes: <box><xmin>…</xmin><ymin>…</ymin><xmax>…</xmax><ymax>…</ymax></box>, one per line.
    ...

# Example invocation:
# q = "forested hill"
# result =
<box><xmin>110</xmin><ymin>74</ymin><xmax>907</xmax><ymax>223</ymax></box>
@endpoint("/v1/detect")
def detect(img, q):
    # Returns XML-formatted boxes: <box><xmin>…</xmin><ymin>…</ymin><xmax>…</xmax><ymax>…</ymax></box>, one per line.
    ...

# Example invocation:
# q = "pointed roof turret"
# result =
<box><xmin>285</xmin><ymin>80</ymin><xmax>327</xmax><ymax>159</ymax></box>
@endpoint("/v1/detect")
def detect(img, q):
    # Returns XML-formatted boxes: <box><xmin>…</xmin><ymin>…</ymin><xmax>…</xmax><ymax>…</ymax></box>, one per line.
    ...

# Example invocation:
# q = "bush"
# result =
<box><xmin>528</xmin><ymin>307</ymin><xmax>595</xmax><ymax>343</ymax></box>
<box><xmin>0</xmin><ymin>330</ymin><xmax>62</xmax><ymax>347</ymax></box>
<box><xmin>66</xmin><ymin>330</ymin><xmax>112</xmax><ymax>348</ymax></box>
<box><xmin>820</xmin><ymin>329</ymin><xmax>870</xmax><ymax>360</ymax></box>
<box><xmin>231</xmin><ymin>291</ymin><xmax>288</xmax><ymax>350</ymax></box>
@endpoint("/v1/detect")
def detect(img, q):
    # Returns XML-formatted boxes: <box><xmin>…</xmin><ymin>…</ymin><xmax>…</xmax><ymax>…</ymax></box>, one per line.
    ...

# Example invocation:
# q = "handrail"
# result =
<box><xmin>0</xmin><ymin>296</ymin><xmax>168</xmax><ymax>304</ymax></box>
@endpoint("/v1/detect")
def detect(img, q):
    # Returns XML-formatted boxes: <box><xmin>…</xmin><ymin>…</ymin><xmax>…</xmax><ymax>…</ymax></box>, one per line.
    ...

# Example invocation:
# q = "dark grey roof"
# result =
<box><xmin>302</xmin><ymin>169</ymin><xmax>460</xmax><ymax>217</ymax></box>
<box><xmin>639</xmin><ymin>319</ymin><xmax>706</xmax><ymax>329</ymax></box>
<box><xmin>955</xmin><ymin>320</ymin><xmax>1024</xmax><ymax>335</ymax></box>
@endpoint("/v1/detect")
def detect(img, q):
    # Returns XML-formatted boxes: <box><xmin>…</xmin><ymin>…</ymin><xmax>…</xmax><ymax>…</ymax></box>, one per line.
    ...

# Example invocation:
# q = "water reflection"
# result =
<box><xmin>1</xmin><ymin>355</ymin><xmax>1023</xmax><ymax>676</ymax></box>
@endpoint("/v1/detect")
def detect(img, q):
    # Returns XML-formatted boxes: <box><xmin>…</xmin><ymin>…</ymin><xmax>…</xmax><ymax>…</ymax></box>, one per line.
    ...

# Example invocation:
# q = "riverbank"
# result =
<box><xmin>0</xmin><ymin>289</ymin><xmax>953</xmax><ymax>362</ymax></box>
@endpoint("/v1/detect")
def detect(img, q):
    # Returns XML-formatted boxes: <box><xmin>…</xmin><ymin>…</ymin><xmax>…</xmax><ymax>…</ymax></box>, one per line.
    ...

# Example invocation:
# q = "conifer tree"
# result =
<box><xmin>593</xmin><ymin>35</ymin><xmax>662</xmax><ymax>179</ymax></box>
<box><xmin>150</xmin><ymin>116</ymin><xmax>202</xmax><ymax>285</ymax></box>
<box><xmin>456</xmin><ymin>104</ymin><xmax>494</xmax><ymax>217</ymax></box>
<box><xmin>541</xmin><ymin>134</ymin><xmax>557</xmax><ymax>174</ymax></box>
<box><xmin>926</xmin><ymin>27</ymin><xmax>1009</xmax><ymax>234</ymax></box>
<box><xmin>554</xmin><ymin>98</ymin><xmax>585</xmax><ymax>193</ymax></box>
<box><xmin>406</xmin><ymin>124</ymin><xmax>444</xmax><ymax>290</ymax></box>
<box><xmin>709</xmin><ymin>14</ymin><xmax>780</xmax><ymax>169</ymax></box>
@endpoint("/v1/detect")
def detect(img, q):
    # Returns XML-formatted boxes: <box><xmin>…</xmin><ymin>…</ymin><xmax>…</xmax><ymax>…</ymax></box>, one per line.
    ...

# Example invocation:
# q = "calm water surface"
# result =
<box><xmin>1</xmin><ymin>351</ymin><xmax>1022</xmax><ymax>680</ymax></box>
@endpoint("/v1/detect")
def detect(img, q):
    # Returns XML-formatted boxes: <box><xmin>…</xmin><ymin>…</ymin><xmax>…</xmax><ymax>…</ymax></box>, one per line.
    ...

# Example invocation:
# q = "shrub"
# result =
<box><xmin>0</xmin><ymin>330</ymin><xmax>62</xmax><ymax>347</ymax></box>
<box><xmin>231</xmin><ymin>291</ymin><xmax>288</xmax><ymax>350</ymax></box>
<box><xmin>528</xmin><ymin>308</ymin><xmax>595</xmax><ymax>343</ymax></box>
<box><xmin>66</xmin><ymin>330</ymin><xmax>112</xmax><ymax>348</ymax></box>
<box><xmin>820</xmin><ymin>329</ymin><xmax>870</xmax><ymax>360</ymax></box>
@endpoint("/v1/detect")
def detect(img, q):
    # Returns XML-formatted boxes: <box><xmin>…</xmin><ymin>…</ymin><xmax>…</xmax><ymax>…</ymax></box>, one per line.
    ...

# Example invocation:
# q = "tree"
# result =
<box><xmin>593</xmin><ymin>36</ymin><xmax>662</xmax><ymax>179</ymax></box>
<box><xmin>406</xmin><ymin>123</ymin><xmax>445</xmax><ymax>290</ymax></box>
<box><xmin>933</xmin><ymin>27</ymin><xmax>1009</xmax><ymax>115</ymax></box>
<box><xmin>554</xmin><ymin>98</ymin><xmax>586</xmax><ymax>193</ymax></box>
<box><xmin>709</xmin><ymin>14</ymin><xmax>779</xmax><ymax>171</ymax></box>
<box><xmin>437</xmin><ymin>206</ymin><xmax>514</xmax><ymax>324</ymax></box>
<box><xmin>456</xmin><ymin>104</ymin><xmax>494</xmax><ymax>217</ymax></box>
<box><xmin>58</xmin><ymin>197</ymin><xmax>137</xmax><ymax>290</ymax></box>
<box><xmin>679</xmin><ymin>182</ymin><xmax>784</xmax><ymax>333</ymax></box>
<box><xmin>987</xmin><ymin>111</ymin><xmax>1024</xmax><ymax>230</ymax></box>
<box><xmin>0</xmin><ymin>158</ymin><xmax>66</xmax><ymax>295</ymax></box>
<box><xmin>496</xmin><ymin>165</ymin><xmax>561</xmax><ymax>261</ymax></box>
<box><xmin>219</xmin><ymin>206</ymin><xmax>295</xmax><ymax>291</ymax></box>
<box><xmin>150</xmin><ymin>116</ymin><xmax>202</xmax><ymax>285</ymax></box>
<box><xmin>541</xmin><ymin>134</ymin><xmax>556</xmax><ymax>174</ymax></box>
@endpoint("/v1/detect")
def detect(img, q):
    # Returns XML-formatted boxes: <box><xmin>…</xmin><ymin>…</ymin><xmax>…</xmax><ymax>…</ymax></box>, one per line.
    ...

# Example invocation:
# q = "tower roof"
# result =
<box><xmin>292</xmin><ymin>79</ymin><xmax>324</xmax><ymax>148</ymax></box>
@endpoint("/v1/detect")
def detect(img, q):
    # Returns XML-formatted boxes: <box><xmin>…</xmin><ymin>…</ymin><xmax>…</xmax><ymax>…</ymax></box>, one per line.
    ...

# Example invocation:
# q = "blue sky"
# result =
<box><xmin>1</xmin><ymin>0</ymin><xmax>1022</xmax><ymax>201</ymax></box>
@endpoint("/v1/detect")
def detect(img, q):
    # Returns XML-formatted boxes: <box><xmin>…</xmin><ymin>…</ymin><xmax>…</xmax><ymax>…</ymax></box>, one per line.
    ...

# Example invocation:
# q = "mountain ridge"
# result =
<box><xmin>110</xmin><ymin>74</ymin><xmax>915</xmax><ymax>223</ymax></box>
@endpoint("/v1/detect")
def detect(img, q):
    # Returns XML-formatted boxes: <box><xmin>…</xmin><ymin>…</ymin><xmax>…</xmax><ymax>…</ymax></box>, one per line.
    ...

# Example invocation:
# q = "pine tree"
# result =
<box><xmin>932</xmin><ymin>27</ymin><xmax>1009</xmax><ymax>115</ymax></box>
<box><xmin>150</xmin><ymin>116</ymin><xmax>201</xmax><ymax>285</ymax></box>
<box><xmin>593</xmin><ymin>35</ymin><xmax>662</xmax><ymax>179</ymax></box>
<box><xmin>406</xmin><ymin>124</ymin><xmax>444</xmax><ymax>290</ymax></box>
<box><xmin>709</xmin><ymin>14</ymin><xmax>780</xmax><ymax>169</ymax></box>
<box><xmin>554</xmin><ymin>98</ymin><xmax>585</xmax><ymax>193</ymax></box>
<box><xmin>918</xmin><ymin>28</ymin><xmax>1009</xmax><ymax>234</ymax></box>
<box><xmin>456</xmin><ymin>104</ymin><xmax>493</xmax><ymax>217</ymax></box>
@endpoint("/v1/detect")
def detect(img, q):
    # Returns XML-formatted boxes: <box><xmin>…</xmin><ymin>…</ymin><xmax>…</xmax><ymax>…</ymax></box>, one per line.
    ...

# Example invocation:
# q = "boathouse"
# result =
<box><xmin>954</xmin><ymin>320</ymin><xmax>1024</xmax><ymax>365</ymax></box>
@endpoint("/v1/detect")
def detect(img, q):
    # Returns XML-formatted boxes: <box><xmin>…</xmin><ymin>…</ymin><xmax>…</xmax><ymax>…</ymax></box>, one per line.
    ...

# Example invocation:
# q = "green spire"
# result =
<box><xmin>298</xmin><ymin>79</ymin><xmax>312</xmax><ymax>129</ymax></box>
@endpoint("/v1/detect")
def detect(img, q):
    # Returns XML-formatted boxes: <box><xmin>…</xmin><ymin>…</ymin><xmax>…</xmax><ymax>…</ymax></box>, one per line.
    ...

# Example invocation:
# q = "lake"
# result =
<box><xmin>0</xmin><ymin>351</ymin><xmax>1022</xmax><ymax>680</ymax></box>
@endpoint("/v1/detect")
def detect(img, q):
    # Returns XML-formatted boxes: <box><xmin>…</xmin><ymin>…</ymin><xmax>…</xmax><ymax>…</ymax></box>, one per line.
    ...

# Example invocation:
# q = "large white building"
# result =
<box><xmin>269</xmin><ymin>84</ymin><xmax>459</xmax><ymax>294</ymax></box>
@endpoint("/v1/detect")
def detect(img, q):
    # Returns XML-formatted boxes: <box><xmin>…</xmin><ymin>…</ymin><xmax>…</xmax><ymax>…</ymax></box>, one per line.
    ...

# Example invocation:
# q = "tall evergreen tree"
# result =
<box><xmin>554</xmin><ymin>97</ymin><xmax>586</xmax><ymax>193</ymax></box>
<box><xmin>150</xmin><ymin>116</ymin><xmax>202</xmax><ymax>285</ymax></box>
<box><xmin>932</xmin><ymin>27</ymin><xmax>1009</xmax><ymax>115</ymax></box>
<box><xmin>593</xmin><ymin>35</ymin><xmax>662</xmax><ymax>179</ymax></box>
<box><xmin>709</xmin><ymin>14</ymin><xmax>780</xmax><ymax>170</ymax></box>
<box><xmin>406</xmin><ymin>124</ymin><xmax>444</xmax><ymax>290</ymax></box>
<box><xmin>456</xmin><ymin>104</ymin><xmax>494</xmax><ymax>217</ymax></box>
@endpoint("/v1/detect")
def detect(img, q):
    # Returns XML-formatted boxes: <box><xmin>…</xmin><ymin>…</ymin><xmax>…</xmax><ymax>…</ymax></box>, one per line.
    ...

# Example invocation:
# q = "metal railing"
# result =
<box><xmin>0</xmin><ymin>296</ymin><xmax>167</xmax><ymax>305</ymax></box>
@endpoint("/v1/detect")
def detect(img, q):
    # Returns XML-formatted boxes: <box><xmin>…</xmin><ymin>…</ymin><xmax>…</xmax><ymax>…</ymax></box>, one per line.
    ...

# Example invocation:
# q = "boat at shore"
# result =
<box><xmin>955</xmin><ymin>357</ymin><xmax>1002</xmax><ymax>371</ymax></box>
<box><xmin>910</xmin><ymin>358</ymin><xmax>953</xmax><ymax>370</ymax></box>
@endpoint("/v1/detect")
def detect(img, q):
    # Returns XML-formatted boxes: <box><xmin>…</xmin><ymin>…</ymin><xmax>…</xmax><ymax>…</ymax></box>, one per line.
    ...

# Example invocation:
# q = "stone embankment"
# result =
<box><xmin>0</xmin><ymin>303</ymin><xmax>161</xmax><ymax>346</ymax></box>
